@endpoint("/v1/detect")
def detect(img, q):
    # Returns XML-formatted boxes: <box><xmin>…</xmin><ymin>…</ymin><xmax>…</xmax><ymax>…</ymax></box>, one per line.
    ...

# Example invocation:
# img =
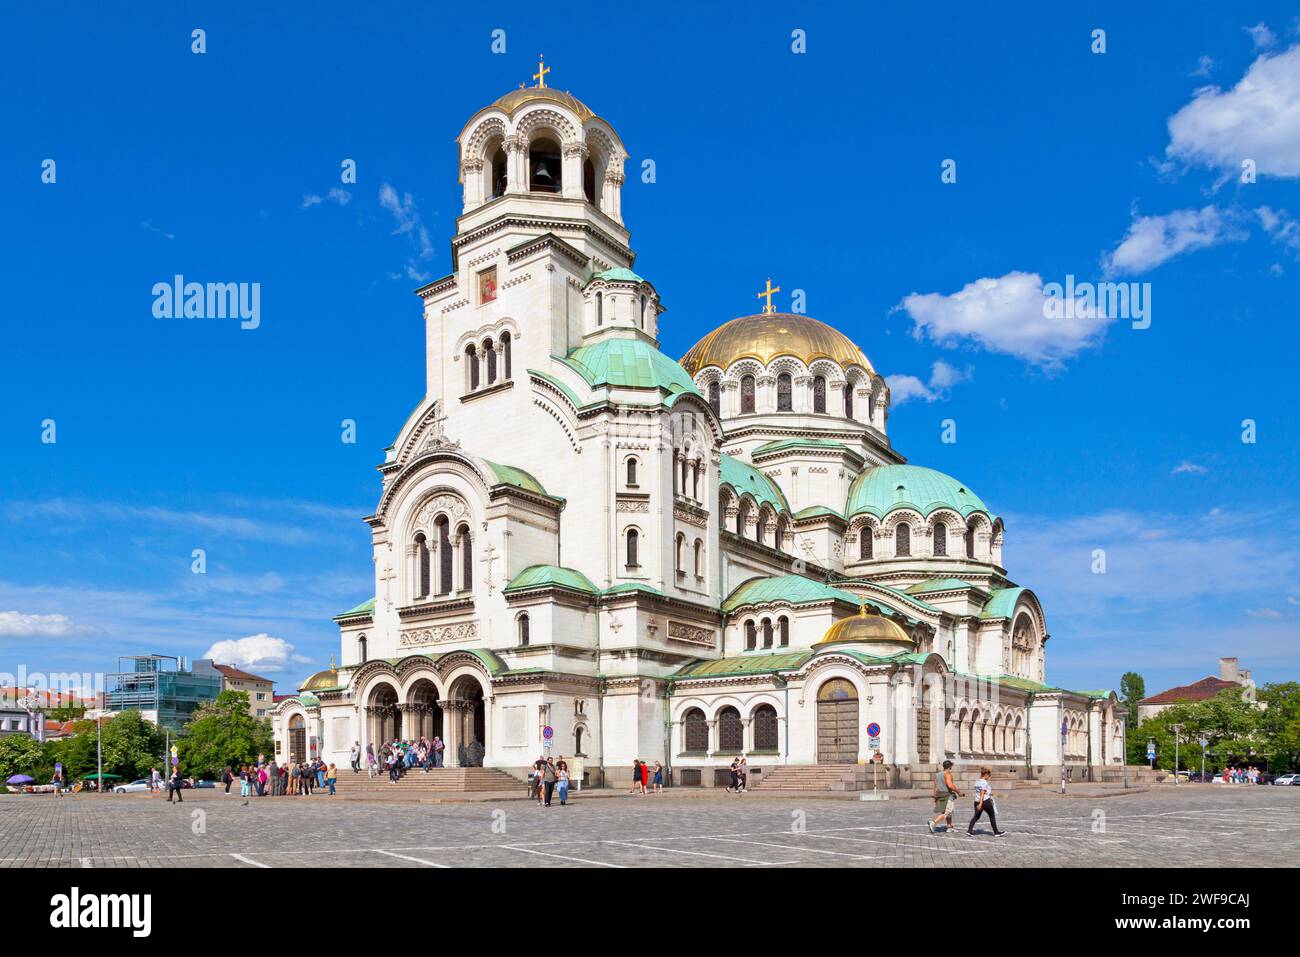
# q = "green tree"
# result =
<box><xmin>0</xmin><ymin>734</ymin><xmax>50</xmax><ymax>781</ymax></box>
<box><xmin>1135</xmin><ymin>690</ymin><xmax>1264</xmax><ymax>772</ymax></box>
<box><xmin>1259</xmin><ymin>682</ymin><xmax>1300</xmax><ymax>772</ymax></box>
<box><xmin>177</xmin><ymin>691</ymin><xmax>273</xmax><ymax>778</ymax></box>
<box><xmin>1119</xmin><ymin>672</ymin><xmax>1145</xmax><ymax>722</ymax></box>
<box><xmin>80</xmin><ymin>710</ymin><xmax>166</xmax><ymax>780</ymax></box>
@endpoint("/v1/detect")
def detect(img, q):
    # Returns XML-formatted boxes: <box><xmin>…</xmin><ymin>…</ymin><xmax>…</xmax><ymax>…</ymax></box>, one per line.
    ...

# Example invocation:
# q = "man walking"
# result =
<box><xmin>542</xmin><ymin>757</ymin><xmax>558</xmax><ymax>807</ymax></box>
<box><xmin>928</xmin><ymin>759</ymin><xmax>961</xmax><ymax>833</ymax></box>
<box><xmin>350</xmin><ymin>742</ymin><xmax>360</xmax><ymax>773</ymax></box>
<box><xmin>167</xmin><ymin>766</ymin><xmax>183</xmax><ymax>803</ymax></box>
<box><xmin>968</xmin><ymin>768</ymin><xmax>1006</xmax><ymax>836</ymax></box>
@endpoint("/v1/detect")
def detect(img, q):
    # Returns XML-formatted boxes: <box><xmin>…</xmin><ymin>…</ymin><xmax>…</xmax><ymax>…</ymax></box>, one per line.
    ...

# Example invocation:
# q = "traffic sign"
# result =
<box><xmin>170</xmin><ymin>746</ymin><xmax>178</xmax><ymax>757</ymax></box>
<box><xmin>868</xmin><ymin>735</ymin><xmax>881</xmax><ymax>750</ymax></box>
<box><xmin>1146</xmin><ymin>747</ymin><xmax>1156</xmax><ymax>759</ymax></box>
<box><xmin>866</xmin><ymin>722</ymin><xmax>881</xmax><ymax>738</ymax></box>
<box><xmin>543</xmin><ymin>738</ymin><xmax>553</xmax><ymax>749</ymax></box>
<box><xmin>171</xmin><ymin>756</ymin><xmax>178</xmax><ymax>766</ymax></box>
<box><xmin>542</xmin><ymin>725</ymin><xmax>554</xmax><ymax>740</ymax></box>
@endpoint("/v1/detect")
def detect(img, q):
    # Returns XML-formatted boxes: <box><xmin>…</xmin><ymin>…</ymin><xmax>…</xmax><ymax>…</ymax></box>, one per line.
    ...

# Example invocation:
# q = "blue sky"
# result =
<box><xmin>1</xmin><ymin>2</ymin><xmax>1297</xmax><ymax>698</ymax></box>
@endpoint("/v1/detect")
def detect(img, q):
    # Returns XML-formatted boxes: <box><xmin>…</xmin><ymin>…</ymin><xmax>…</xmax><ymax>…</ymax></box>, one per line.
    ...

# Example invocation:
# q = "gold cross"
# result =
<box><xmin>533</xmin><ymin>55</ymin><xmax>550</xmax><ymax>89</ymax></box>
<box><xmin>757</xmin><ymin>278</ymin><xmax>780</xmax><ymax>314</ymax></box>
<box><xmin>330</xmin><ymin>654</ymin><xmax>337</xmax><ymax>672</ymax></box>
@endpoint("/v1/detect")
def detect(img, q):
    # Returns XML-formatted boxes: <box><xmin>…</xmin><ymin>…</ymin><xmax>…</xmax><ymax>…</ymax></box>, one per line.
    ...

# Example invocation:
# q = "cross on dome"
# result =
<box><xmin>757</xmin><ymin>277</ymin><xmax>780</xmax><ymax>314</ymax></box>
<box><xmin>533</xmin><ymin>55</ymin><xmax>550</xmax><ymax>89</ymax></box>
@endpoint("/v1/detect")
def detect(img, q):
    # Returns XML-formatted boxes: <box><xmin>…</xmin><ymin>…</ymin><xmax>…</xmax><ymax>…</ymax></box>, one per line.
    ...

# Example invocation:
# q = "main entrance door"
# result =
<box><xmin>816</xmin><ymin>678</ymin><xmax>859</xmax><ymax>763</ymax></box>
<box><xmin>916</xmin><ymin>709</ymin><xmax>931</xmax><ymax>761</ymax></box>
<box><xmin>288</xmin><ymin>715</ymin><xmax>306</xmax><ymax>763</ymax></box>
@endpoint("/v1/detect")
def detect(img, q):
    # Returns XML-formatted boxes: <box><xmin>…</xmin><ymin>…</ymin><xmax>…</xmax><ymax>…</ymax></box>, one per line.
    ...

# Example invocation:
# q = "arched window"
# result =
<box><xmin>490</xmin><ymin>147</ymin><xmax>508</xmax><ymax>198</ymax></box>
<box><xmin>683</xmin><ymin>708</ymin><xmax>708</xmax><ymax>752</ymax></box>
<box><xmin>583</xmin><ymin>158</ymin><xmax>596</xmax><ymax>203</ymax></box>
<box><xmin>414</xmin><ymin>533</ymin><xmax>430</xmax><ymax>598</ymax></box>
<box><xmin>737</xmin><ymin>501</ymin><xmax>749</xmax><ymax>536</ymax></box>
<box><xmin>484</xmin><ymin>340</ymin><xmax>497</xmax><ymax>385</ymax></box>
<box><xmin>813</xmin><ymin>375</ymin><xmax>826</xmax><ymax>413</ymax></box>
<box><xmin>692</xmin><ymin>461</ymin><xmax>701</xmax><ymax>500</ymax></box>
<box><xmin>357</xmin><ymin>633</ymin><xmax>368</xmax><ymax>664</ymax></box>
<box><xmin>844</xmin><ymin>383</ymin><xmax>854</xmax><ymax>418</ymax></box>
<box><xmin>625</xmin><ymin>528</ymin><xmax>639</xmax><ymax>567</ymax></box>
<box><xmin>718</xmin><ymin>707</ymin><xmax>743</xmax><ymax>751</ymax></box>
<box><xmin>761</xmin><ymin>618</ymin><xmax>773</xmax><ymax>649</ymax></box>
<box><xmin>755</xmin><ymin>511</ymin><xmax>766</xmax><ymax>546</ymax></box>
<box><xmin>753</xmin><ymin>704</ymin><xmax>778</xmax><ymax>751</ymax></box>
<box><xmin>574</xmin><ymin>725</ymin><xmax>585</xmax><ymax>755</ymax></box>
<box><xmin>693</xmin><ymin>539</ymin><xmax>703</xmax><ymax>577</ymax></box>
<box><xmin>465</xmin><ymin>344</ymin><xmax>479</xmax><ymax>390</ymax></box>
<box><xmin>895</xmin><ymin>522</ymin><xmax>911</xmax><ymax>558</ymax></box>
<box><xmin>744</xmin><ymin>620</ymin><xmax>756</xmax><ymax>651</ymax></box>
<box><xmin>626</xmin><ymin>457</ymin><xmax>638</xmax><ymax>487</ymax></box>
<box><xmin>500</xmin><ymin>332</ymin><xmax>511</xmax><ymax>380</ymax></box>
<box><xmin>458</xmin><ymin>524</ymin><xmax>472</xmax><ymax>591</ymax></box>
<box><xmin>707</xmin><ymin>380</ymin><xmax>720</xmax><ymax>415</ymax></box>
<box><xmin>859</xmin><ymin>526</ymin><xmax>873</xmax><ymax>560</ymax></box>
<box><xmin>965</xmin><ymin>522</ymin><xmax>976</xmax><ymax>559</ymax></box>
<box><xmin>778</xmin><ymin>616</ymin><xmax>789</xmax><ymax>647</ymax></box>
<box><xmin>528</xmin><ymin>136</ymin><xmax>562</xmax><ymax>193</ymax></box>
<box><xmin>740</xmin><ymin>375</ymin><xmax>755</xmax><ymax>414</ymax></box>
<box><xmin>932</xmin><ymin>522</ymin><xmax>947</xmax><ymax>557</ymax></box>
<box><xmin>675</xmin><ymin>533</ymin><xmax>685</xmax><ymax>575</ymax></box>
<box><xmin>436</xmin><ymin>517</ymin><xmax>452</xmax><ymax>595</ymax></box>
<box><xmin>517</xmin><ymin>613</ymin><xmax>530</xmax><ymax>647</ymax></box>
<box><xmin>776</xmin><ymin>372</ymin><xmax>792</xmax><ymax>411</ymax></box>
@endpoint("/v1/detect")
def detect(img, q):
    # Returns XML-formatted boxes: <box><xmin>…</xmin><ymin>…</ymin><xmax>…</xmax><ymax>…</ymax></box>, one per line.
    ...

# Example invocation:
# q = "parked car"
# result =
<box><xmin>1255</xmin><ymin>772</ymin><xmax>1276</xmax><ymax>785</ymax></box>
<box><xmin>113</xmin><ymin>779</ymin><xmax>152</xmax><ymax>794</ymax></box>
<box><xmin>1271</xmin><ymin>773</ymin><xmax>1299</xmax><ymax>786</ymax></box>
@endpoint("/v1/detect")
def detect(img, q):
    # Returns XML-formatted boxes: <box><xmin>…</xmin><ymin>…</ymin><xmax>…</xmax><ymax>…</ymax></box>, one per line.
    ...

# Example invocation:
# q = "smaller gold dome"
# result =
<box><xmin>490</xmin><ymin>86</ymin><xmax>595</xmax><ymax>122</ymax></box>
<box><xmin>679</xmin><ymin>313</ymin><xmax>873</xmax><ymax>377</ymax></box>
<box><xmin>813</xmin><ymin>605</ymin><xmax>915</xmax><ymax>650</ymax></box>
<box><xmin>300</xmin><ymin>668</ymin><xmax>340</xmax><ymax>693</ymax></box>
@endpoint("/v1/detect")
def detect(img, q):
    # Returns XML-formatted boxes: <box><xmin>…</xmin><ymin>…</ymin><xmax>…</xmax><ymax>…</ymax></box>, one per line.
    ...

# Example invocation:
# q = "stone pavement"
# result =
<box><xmin>0</xmin><ymin>785</ymin><xmax>1294</xmax><ymax>868</ymax></box>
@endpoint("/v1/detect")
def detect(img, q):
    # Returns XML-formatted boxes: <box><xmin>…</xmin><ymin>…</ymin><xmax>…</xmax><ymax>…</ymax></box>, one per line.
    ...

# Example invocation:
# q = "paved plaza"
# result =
<box><xmin>0</xmin><ymin>787</ymin><xmax>1295</xmax><ymax>868</ymax></box>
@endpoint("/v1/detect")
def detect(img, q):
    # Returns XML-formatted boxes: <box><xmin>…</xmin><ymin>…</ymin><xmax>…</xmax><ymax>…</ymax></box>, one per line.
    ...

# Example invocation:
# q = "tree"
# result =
<box><xmin>178</xmin><ymin>691</ymin><xmax>273</xmax><ymax>777</ymax></box>
<box><xmin>1259</xmin><ymin>682</ymin><xmax>1300</xmax><ymax>772</ymax></box>
<box><xmin>0</xmin><ymin>734</ymin><xmax>50</xmax><ymax>781</ymax></box>
<box><xmin>1119</xmin><ymin>672</ymin><xmax>1145</xmax><ymax>722</ymax></box>
<box><xmin>1134</xmin><ymin>690</ymin><xmax>1264</xmax><ymax>772</ymax></box>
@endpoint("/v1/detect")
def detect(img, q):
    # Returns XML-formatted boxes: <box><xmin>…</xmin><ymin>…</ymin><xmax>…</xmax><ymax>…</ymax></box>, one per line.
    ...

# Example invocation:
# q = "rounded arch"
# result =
<box><xmin>514</xmin><ymin>107</ymin><xmax>579</xmax><ymax>146</ymax></box>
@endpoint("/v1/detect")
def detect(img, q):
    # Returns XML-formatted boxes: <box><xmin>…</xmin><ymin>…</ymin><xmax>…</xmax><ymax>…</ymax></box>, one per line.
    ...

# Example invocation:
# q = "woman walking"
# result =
<box><xmin>737</xmin><ymin>757</ymin><xmax>749</xmax><ymax>794</ymax></box>
<box><xmin>629</xmin><ymin>759</ymin><xmax>642</xmax><ymax>795</ymax></box>
<box><xmin>326</xmin><ymin>762</ymin><xmax>337</xmax><ymax>796</ymax></box>
<box><xmin>967</xmin><ymin>768</ymin><xmax>1006</xmax><ymax>836</ymax></box>
<box><xmin>366</xmin><ymin>743</ymin><xmax>377</xmax><ymax>779</ymax></box>
<box><xmin>652</xmin><ymin>761</ymin><xmax>663</xmax><ymax>794</ymax></box>
<box><xmin>239</xmin><ymin>765</ymin><xmax>251</xmax><ymax>798</ymax></box>
<box><xmin>557</xmin><ymin>761</ymin><xmax>570</xmax><ymax>806</ymax></box>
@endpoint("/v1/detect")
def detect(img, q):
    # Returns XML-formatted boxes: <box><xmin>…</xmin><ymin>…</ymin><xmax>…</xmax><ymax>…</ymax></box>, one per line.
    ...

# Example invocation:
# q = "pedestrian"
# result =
<box><xmin>316</xmin><ymin>759</ymin><xmax>327</xmax><ymax>790</ymax></box>
<box><xmin>640</xmin><ymin>758</ymin><xmax>649</xmax><ymax>794</ymax></box>
<box><xmin>168</xmin><ymin>766</ymin><xmax>183</xmax><ymax>803</ymax></box>
<box><xmin>289</xmin><ymin>762</ymin><xmax>301</xmax><ymax>795</ymax></box>
<box><xmin>967</xmin><ymin>768</ymin><xmax>1006</xmax><ymax>836</ymax></box>
<box><xmin>327</xmin><ymin>762</ymin><xmax>337</xmax><ymax>796</ymax></box>
<box><xmin>257</xmin><ymin>764</ymin><xmax>267</xmax><ymax>797</ymax></box>
<box><xmin>150</xmin><ymin>767</ymin><xmax>161</xmax><ymax>793</ymax></box>
<box><xmin>928</xmin><ymin>759</ymin><xmax>962</xmax><ymax>833</ymax></box>
<box><xmin>350</xmin><ymin>742</ymin><xmax>361</xmax><ymax>773</ymax></box>
<box><xmin>239</xmin><ymin>765</ymin><xmax>251</xmax><ymax>798</ymax></box>
<box><xmin>630</xmin><ymin>759</ymin><xmax>642</xmax><ymax>795</ymax></box>
<box><xmin>433</xmin><ymin>735</ymin><xmax>445</xmax><ymax>767</ymax></box>
<box><xmin>543</xmin><ymin>758</ymin><xmax>558</xmax><ymax>807</ymax></box>
<box><xmin>652</xmin><ymin>761</ymin><xmax>664</xmax><ymax>794</ymax></box>
<box><xmin>737</xmin><ymin>757</ymin><xmax>748</xmax><ymax>794</ymax></box>
<box><xmin>222</xmin><ymin>766</ymin><xmax>233</xmax><ymax>795</ymax></box>
<box><xmin>557</xmin><ymin>761</ymin><xmax>570</xmax><ymax>806</ymax></box>
<box><xmin>727</xmin><ymin>756</ymin><xmax>740</xmax><ymax>793</ymax></box>
<box><xmin>366</xmin><ymin>743</ymin><xmax>377</xmax><ymax>778</ymax></box>
<box><xmin>51</xmin><ymin>767</ymin><xmax>64</xmax><ymax>796</ymax></box>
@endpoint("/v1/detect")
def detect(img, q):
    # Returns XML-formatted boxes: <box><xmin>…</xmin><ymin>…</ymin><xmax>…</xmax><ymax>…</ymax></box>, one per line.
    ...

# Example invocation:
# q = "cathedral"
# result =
<box><xmin>271</xmin><ymin>65</ymin><xmax>1126</xmax><ymax>789</ymax></box>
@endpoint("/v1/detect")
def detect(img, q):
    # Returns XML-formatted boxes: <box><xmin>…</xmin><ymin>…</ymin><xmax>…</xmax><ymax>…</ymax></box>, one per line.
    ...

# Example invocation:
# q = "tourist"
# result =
<box><xmin>257</xmin><ymin>764</ymin><xmax>267</xmax><ymax>796</ymax></box>
<box><xmin>433</xmin><ymin>735</ymin><xmax>445</xmax><ymax>767</ymax></box>
<box><xmin>168</xmin><ymin>766</ymin><xmax>183</xmax><ymax>803</ymax></box>
<box><xmin>651</xmin><ymin>761</ymin><xmax>663</xmax><ymax>794</ymax></box>
<box><xmin>557</xmin><ymin>761</ymin><xmax>570</xmax><ymax>806</ymax></box>
<box><xmin>327</xmin><ymin>762</ymin><xmax>337</xmax><ymax>796</ymax></box>
<box><xmin>387</xmin><ymin>750</ymin><xmax>399</xmax><ymax>783</ymax></box>
<box><xmin>737</xmin><ymin>757</ymin><xmax>748</xmax><ymax>794</ymax></box>
<box><xmin>641</xmin><ymin>758</ymin><xmax>650</xmax><ymax>794</ymax></box>
<box><xmin>221</xmin><ymin>766</ymin><xmax>234</xmax><ymax>796</ymax></box>
<box><xmin>315</xmin><ymin>759</ymin><xmax>326</xmax><ymax>789</ymax></box>
<box><xmin>967</xmin><ymin>768</ymin><xmax>1006</xmax><ymax>836</ymax></box>
<box><xmin>928</xmin><ymin>759</ymin><xmax>962</xmax><ymax>833</ymax></box>
<box><xmin>239</xmin><ymin>766</ymin><xmax>251</xmax><ymax>798</ymax></box>
<box><xmin>350</xmin><ymin>742</ymin><xmax>360</xmax><ymax>773</ymax></box>
<box><xmin>289</xmin><ymin>762</ymin><xmax>301</xmax><ymax>795</ymax></box>
<box><xmin>727</xmin><ymin>756</ymin><xmax>740</xmax><ymax>794</ymax></box>
<box><xmin>366</xmin><ymin>743</ymin><xmax>377</xmax><ymax>778</ymax></box>
<box><xmin>630</xmin><ymin>759</ymin><xmax>642</xmax><ymax>795</ymax></box>
<box><xmin>150</xmin><ymin>767</ymin><xmax>161</xmax><ymax>793</ymax></box>
<box><xmin>542</xmin><ymin>757</ymin><xmax>558</xmax><ymax>807</ymax></box>
<box><xmin>51</xmin><ymin>767</ymin><xmax>63</xmax><ymax>796</ymax></box>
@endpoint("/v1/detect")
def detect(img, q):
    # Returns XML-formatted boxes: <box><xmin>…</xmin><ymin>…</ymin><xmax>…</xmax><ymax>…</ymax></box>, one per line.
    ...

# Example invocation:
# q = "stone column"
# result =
<box><xmin>603</xmin><ymin>167</ymin><xmax>624</xmax><ymax>222</ymax></box>
<box><xmin>441</xmin><ymin>701</ymin><xmax>460</xmax><ymax>768</ymax></box>
<box><xmin>461</xmin><ymin>158</ymin><xmax>484</xmax><ymax>212</ymax></box>
<box><xmin>504</xmin><ymin>134</ymin><xmax>526</xmax><ymax>195</ymax></box>
<box><xmin>562</xmin><ymin>142</ymin><xmax>587</xmax><ymax>199</ymax></box>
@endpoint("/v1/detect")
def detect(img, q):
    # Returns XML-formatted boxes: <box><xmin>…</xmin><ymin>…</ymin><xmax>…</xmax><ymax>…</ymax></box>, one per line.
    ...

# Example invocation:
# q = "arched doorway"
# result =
<box><xmin>288</xmin><ymin>714</ymin><xmax>306</xmax><ymax>763</ymax></box>
<box><xmin>367</xmin><ymin>684</ymin><xmax>400</xmax><ymax>745</ymax></box>
<box><xmin>408</xmin><ymin>678</ymin><xmax>442</xmax><ymax>741</ymax></box>
<box><xmin>816</xmin><ymin>678</ymin><xmax>859</xmax><ymax>763</ymax></box>
<box><xmin>449</xmin><ymin>676</ymin><xmax>486</xmax><ymax>767</ymax></box>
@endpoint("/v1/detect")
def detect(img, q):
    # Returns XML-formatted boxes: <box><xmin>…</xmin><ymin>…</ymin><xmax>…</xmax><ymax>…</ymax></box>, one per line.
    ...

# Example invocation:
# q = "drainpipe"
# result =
<box><xmin>663</xmin><ymin>679</ymin><xmax>674</xmax><ymax>785</ymax></box>
<box><xmin>889</xmin><ymin>668</ymin><xmax>897</xmax><ymax>786</ymax></box>
<box><xmin>1025</xmin><ymin>691</ymin><xmax>1034</xmax><ymax>777</ymax></box>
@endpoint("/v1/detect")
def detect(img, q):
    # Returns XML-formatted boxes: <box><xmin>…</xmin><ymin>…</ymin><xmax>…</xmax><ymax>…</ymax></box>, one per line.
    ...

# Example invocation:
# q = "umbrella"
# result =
<box><xmin>5</xmin><ymin>774</ymin><xmax>34</xmax><ymax>785</ymax></box>
<box><xmin>81</xmin><ymin>773</ymin><xmax>122</xmax><ymax>780</ymax></box>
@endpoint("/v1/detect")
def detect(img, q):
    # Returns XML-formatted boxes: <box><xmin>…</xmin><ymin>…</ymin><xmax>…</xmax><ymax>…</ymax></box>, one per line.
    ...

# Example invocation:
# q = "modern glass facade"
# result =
<box><xmin>106</xmin><ymin>656</ymin><xmax>223</xmax><ymax>730</ymax></box>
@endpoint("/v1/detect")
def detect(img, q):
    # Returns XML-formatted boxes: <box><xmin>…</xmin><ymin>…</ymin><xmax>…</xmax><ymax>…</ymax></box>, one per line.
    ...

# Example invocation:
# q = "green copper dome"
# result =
<box><xmin>846</xmin><ymin>465</ymin><xmax>991</xmax><ymax>520</ymax></box>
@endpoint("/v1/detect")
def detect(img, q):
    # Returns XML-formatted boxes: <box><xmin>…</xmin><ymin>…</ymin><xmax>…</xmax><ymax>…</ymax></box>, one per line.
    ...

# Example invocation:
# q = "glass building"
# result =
<box><xmin>106</xmin><ymin>655</ymin><xmax>223</xmax><ymax>730</ymax></box>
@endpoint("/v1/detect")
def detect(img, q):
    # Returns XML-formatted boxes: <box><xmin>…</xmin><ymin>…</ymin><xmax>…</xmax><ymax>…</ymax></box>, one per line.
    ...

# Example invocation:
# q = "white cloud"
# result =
<box><xmin>1171</xmin><ymin>461</ymin><xmax>1209</xmax><ymax>475</ymax></box>
<box><xmin>897</xmin><ymin>271</ymin><xmax>1114</xmax><ymax>369</ymax></box>
<box><xmin>886</xmin><ymin>360</ymin><xmax>972</xmax><ymax>405</ymax></box>
<box><xmin>1256</xmin><ymin>205</ymin><xmax>1300</xmax><ymax>257</ymax></box>
<box><xmin>1102</xmin><ymin>206</ymin><xmax>1247</xmax><ymax>275</ymax></box>
<box><xmin>140</xmin><ymin>220</ymin><xmax>175</xmax><ymax>240</ymax></box>
<box><xmin>202</xmin><ymin>634</ymin><xmax>311</xmax><ymax>674</ymax></box>
<box><xmin>0</xmin><ymin>611</ymin><xmax>92</xmax><ymax>638</ymax></box>
<box><xmin>1246</xmin><ymin>607</ymin><xmax>1284</xmax><ymax>620</ymax></box>
<box><xmin>1167</xmin><ymin>44</ymin><xmax>1300</xmax><ymax>178</ymax></box>
<box><xmin>1191</xmin><ymin>55</ymin><xmax>1214</xmax><ymax>79</ymax></box>
<box><xmin>301</xmin><ymin>188</ymin><xmax>351</xmax><ymax>209</ymax></box>
<box><xmin>1244</xmin><ymin>22</ymin><xmax>1277</xmax><ymax>50</ymax></box>
<box><xmin>379</xmin><ymin>182</ymin><xmax>435</xmax><ymax>281</ymax></box>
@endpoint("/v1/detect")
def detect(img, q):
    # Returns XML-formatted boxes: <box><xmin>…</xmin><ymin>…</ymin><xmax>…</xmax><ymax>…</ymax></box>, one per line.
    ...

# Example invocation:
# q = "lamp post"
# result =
<box><xmin>1121</xmin><ymin>718</ymin><xmax>1128</xmax><ymax>789</ymax></box>
<box><xmin>1200</xmin><ymin>736</ymin><xmax>1207</xmax><ymax>782</ymax></box>
<box><xmin>1170</xmin><ymin>724</ymin><xmax>1183</xmax><ymax>785</ymax></box>
<box><xmin>96</xmin><ymin>714</ymin><xmax>103</xmax><ymax>792</ymax></box>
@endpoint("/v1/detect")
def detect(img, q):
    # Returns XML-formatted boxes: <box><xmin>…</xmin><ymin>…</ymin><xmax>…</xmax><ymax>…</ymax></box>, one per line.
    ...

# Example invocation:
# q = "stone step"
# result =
<box><xmin>329</xmin><ymin>768</ymin><xmax>521</xmax><ymax>792</ymax></box>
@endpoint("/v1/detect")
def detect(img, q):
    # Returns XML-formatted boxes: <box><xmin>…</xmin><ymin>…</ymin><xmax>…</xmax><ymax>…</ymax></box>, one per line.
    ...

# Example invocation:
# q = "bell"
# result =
<box><xmin>533</xmin><ymin>163</ymin><xmax>553</xmax><ymax>182</ymax></box>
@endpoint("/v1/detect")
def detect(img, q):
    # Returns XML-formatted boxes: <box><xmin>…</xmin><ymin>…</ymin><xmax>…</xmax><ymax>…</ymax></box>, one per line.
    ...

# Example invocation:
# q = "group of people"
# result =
<box><xmin>528</xmin><ymin>756</ymin><xmax>572</xmax><ymax>806</ymax></box>
<box><xmin>929</xmin><ymin>761</ymin><xmax>1007</xmax><ymax>836</ymax></box>
<box><xmin>357</xmin><ymin>737</ymin><xmax>447</xmax><ymax>782</ymax></box>
<box><xmin>630</xmin><ymin>759</ymin><xmax>665</xmax><ymax>794</ymax></box>
<box><xmin>724</xmin><ymin>757</ymin><xmax>748</xmax><ymax>794</ymax></box>
<box><xmin>1222</xmin><ymin>766</ymin><xmax>1261</xmax><ymax>784</ymax></box>
<box><xmin>219</xmin><ymin>758</ymin><xmax>338</xmax><ymax>799</ymax></box>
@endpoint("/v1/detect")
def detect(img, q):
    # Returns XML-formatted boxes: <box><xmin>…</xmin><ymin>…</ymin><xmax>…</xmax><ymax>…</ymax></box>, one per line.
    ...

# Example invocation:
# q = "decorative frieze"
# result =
<box><xmin>617</xmin><ymin>498</ymin><xmax>651</xmax><ymax>513</ymax></box>
<box><xmin>667</xmin><ymin>621</ymin><xmax>714</xmax><ymax>647</ymax></box>
<box><xmin>398</xmin><ymin>621</ymin><xmax>478</xmax><ymax>648</ymax></box>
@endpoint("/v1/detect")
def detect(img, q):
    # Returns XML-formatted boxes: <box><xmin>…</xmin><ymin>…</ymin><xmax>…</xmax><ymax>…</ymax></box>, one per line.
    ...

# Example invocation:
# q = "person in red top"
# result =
<box><xmin>640</xmin><ymin>759</ymin><xmax>649</xmax><ymax>794</ymax></box>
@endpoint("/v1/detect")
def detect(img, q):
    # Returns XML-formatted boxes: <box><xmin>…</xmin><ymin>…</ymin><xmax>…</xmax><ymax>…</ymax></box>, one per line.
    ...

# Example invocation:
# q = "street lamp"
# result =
<box><xmin>96</xmin><ymin>713</ymin><xmax>103</xmax><ymax>792</ymax></box>
<box><xmin>1200</xmin><ymin>736</ymin><xmax>1207</xmax><ymax>782</ymax></box>
<box><xmin>1170</xmin><ymin>724</ymin><xmax>1183</xmax><ymax>785</ymax></box>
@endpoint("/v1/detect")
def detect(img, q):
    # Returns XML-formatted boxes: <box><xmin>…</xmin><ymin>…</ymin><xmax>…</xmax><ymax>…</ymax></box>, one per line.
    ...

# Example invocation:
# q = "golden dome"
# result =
<box><xmin>489</xmin><ymin>86</ymin><xmax>595</xmax><ymax>123</ymax></box>
<box><xmin>679</xmin><ymin>313</ymin><xmax>873</xmax><ymax>376</ymax></box>
<box><xmin>813</xmin><ymin>605</ymin><xmax>915</xmax><ymax>650</ymax></box>
<box><xmin>299</xmin><ymin>668</ymin><xmax>340</xmax><ymax>692</ymax></box>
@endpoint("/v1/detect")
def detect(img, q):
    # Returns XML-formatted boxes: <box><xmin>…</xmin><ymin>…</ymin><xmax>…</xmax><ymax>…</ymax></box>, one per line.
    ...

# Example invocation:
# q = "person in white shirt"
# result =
<box><xmin>967</xmin><ymin>767</ymin><xmax>1006</xmax><ymax>836</ymax></box>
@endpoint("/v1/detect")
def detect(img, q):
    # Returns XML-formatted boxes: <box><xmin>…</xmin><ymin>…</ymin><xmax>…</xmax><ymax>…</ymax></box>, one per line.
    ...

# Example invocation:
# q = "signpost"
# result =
<box><xmin>1060</xmin><ymin>718</ymin><xmax>1067</xmax><ymax>794</ymax></box>
<box><xmin>1147</xmin><ymin>738</ymin><xmax>1156</xmax><ymax>769</ymax></box>
<box><xmin>860</xmin><ymin>722</ymin><xmax>887</xmax><ymax>800</ymax></box>
<box><xmin>542</xmin><ymin>725</ymin><xmax>553</xmax><ymax>750</ymax></box>
<box><xmin>1170</xmin><ymin>724</ymin><xmax>1183</xmax><ymax>785</ymax></box>
<box><xmin>1200</xmin><ymin>736</ymin><xmax>1208</xmax><ymax>782</ymax></box>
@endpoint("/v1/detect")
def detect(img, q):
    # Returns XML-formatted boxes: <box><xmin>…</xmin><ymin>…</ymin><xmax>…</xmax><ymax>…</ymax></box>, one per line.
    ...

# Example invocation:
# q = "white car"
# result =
<box><xmin>1272</xmin><ymin>773</ymin><xmax>1300</xmax><ymax>786</ymax></box>
<box><xmin>113</xmin><ymin>779</ymin><xmax>152</xmax><ymax>793</ymax></box>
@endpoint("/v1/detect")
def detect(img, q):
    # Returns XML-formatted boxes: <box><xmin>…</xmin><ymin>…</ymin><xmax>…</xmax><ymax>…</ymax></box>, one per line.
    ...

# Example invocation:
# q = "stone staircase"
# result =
<box><xmin>754</xmin><ymin>764</ymin><xmax>892</xmax><ymax>792</ymax></box>
<box><xmin>329</xmin><ymin>767</ymin><xmax>522</xmax><ymax>794</ymax></box>
<box><xmin>908</xmin><ymin>763</ymin><xmax>1041</xmax><ymax>791</ymax></box>
<box><xmin>1097</xmin><ymin>765</ymin><xmax>1165</xmax><ymax>785</ymax></box>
